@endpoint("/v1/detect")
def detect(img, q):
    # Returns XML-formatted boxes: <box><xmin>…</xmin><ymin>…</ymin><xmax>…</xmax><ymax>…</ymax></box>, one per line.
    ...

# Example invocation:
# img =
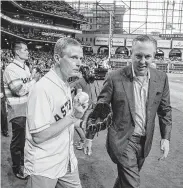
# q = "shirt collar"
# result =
<box><xmin>131</xmin><ymin>63</ymin><xmax>150</xmax><ymax>80</ymax></box>
<box><xmin>47</xmin><ymin>69</ymin><xmax>69</xmax><ymax>89</ymax></box>
<box><xmin>13</xmin><ymin>59</ymin><xmax>25</xmax><ymax>69</ymax></box>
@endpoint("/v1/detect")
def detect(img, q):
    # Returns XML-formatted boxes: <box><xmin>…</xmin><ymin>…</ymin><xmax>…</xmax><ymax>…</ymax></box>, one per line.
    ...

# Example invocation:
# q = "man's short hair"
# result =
<box><xmin>132</xmin><ymin>35</ymin><xmax>157</xmax><ymax>50</ymax></box>
<box><xmin>54</xmin><ymin>37</ymin><xmax>81</xmax><ymax>58</ymax></box>
<box><xmin>12</xmin><ymin>41</ymin><xmax>27</xmax><ymax>57</ymax></box>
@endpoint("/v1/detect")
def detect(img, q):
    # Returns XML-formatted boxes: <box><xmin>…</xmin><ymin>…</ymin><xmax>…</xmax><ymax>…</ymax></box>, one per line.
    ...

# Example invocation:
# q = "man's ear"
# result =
<box><xmin>153</xmin><ymin>51</ymin><xmax>156</xmax><ymax>58</ymax></box>
<box><xmin>54</xmin><ymin>54</ymin><xmax>60</xmax><ymax>64</ymax></box>
<box><xmin>15</xmin><ymin>49</ymin><xmax>20</xmax><ymax>57</ymax></box>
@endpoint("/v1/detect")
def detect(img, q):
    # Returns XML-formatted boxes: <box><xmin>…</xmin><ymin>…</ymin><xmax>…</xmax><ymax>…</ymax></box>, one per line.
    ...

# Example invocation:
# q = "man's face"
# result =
<box><xmin>16</xmin><ymin>44</ymin><xmax>29</xmax><ymax>61</ymax></box>
<box><xmin>57</xmin><ymin>45</ymin><xmax>83</xmax><ymax>78</ymax></box>
<box><xmin>131</xmin><ymin>41</ymin><xmax>156</xmax><ymax>76</ymax></box>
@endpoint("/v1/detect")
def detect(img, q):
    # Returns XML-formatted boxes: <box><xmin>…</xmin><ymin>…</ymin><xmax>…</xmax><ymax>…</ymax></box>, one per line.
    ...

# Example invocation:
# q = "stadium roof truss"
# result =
<box><xmin>68</xmin><ymin>0</ymin><xmax>183</xmax><ymax>35</ymax></box>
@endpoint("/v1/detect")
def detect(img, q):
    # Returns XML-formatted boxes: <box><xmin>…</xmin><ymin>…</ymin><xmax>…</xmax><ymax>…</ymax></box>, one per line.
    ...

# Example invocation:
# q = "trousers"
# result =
<box><xmin>1</xmin><ymin>98</ymin><xmax>8</xmax><ymax>134</ymax></box>
<box><xmin>113</xmin><ymin>135</ymin><xmax>146</xmax><ymax>188</ymax></box>
<box><xmin>25</xmin><ymin>166</ymin><xmax>82</xmax><ymax>188</ymax></box>
<box><xmin>10</xmin><ymin>116</ymin><xmax>26</xmax><ymax>173</ymax></box>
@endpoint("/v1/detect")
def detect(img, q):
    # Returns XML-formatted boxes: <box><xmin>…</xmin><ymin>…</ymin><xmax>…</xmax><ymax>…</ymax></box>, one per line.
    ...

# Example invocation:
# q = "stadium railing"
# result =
<box><xmin>156</xmin><ymin>61</ymin><xmax>183</xmax><ymax>73</ymax></box>
<box><xmin>156</xmin><ymin>63</ymin><xmax>169</xmax><ymax>72</ymax></box>
<box><xmin>109</xmin><ymin>59</ymin><xmax>131</xmax><ymax>70</ymax></box>
<box><xmin>168</xmin><ymin>63</ymin><xmax>183</xmax><ymax>73</ymax></box>
<box><xmin>109</xmin><ymin>58</ymin><xmax>183</xmax><ymax>73</ymax></box>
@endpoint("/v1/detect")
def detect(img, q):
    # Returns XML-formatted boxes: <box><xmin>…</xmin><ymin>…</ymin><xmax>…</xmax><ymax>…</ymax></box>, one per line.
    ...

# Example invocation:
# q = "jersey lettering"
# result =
<box><xmin>61</xmin><ymin>106</ymin><xmax>66</xmax><ymax>117</ymax></box>
<box><xmin>54</xmin><ymin>114</ymin><xmax>62</xmax><ymax>122</ymax></box>
<box><xmin>21</xmin><ymin>77</ymin><xmax>31</xmax><ymax>84</ymax></box>
<box><xmin>54</xmin><ymin>99</ymin><xmax>72</xmax><ymax>122</ymax></box>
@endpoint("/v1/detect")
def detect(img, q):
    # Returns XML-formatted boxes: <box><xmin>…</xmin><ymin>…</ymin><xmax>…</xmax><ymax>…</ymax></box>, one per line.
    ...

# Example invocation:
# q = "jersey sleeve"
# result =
<box><xmin>4</xmin><ymin>67</ymin><xmax>36</xmax><ymax>97</ymax></box>
<box><xmin>26</xmin><ymin>83</ymin><xmax>52</xmax><ymax>134</ymax></box>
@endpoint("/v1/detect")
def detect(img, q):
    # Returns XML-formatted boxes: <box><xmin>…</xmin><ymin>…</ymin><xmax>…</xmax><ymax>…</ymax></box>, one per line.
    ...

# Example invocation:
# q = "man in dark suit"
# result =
<box><xmin>84</xmin><ymin>35</ymin><xmax>172</xmax><ymax>188</ymax></box>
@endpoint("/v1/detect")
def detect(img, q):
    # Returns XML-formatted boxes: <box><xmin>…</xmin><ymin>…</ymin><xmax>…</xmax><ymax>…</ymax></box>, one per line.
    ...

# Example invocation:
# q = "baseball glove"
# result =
<box><xmin>85</xmin><ymin>103</ymin><xmax>113</xmax><ymax>139</ymax></box>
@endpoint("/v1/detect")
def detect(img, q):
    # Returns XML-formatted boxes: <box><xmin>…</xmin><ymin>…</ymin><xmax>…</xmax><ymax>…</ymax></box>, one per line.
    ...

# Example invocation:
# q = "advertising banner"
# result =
<box><xmin>159</xmin><ymin>34</ymin><xmax>183</xmax><ymax>38</ymax></box>
<box><xmin>95</xmin><ymin>37</ymin><xmax>108</xmax><ymax>46</ymax></box>
<box><xmin>126</xmin><ymin>38</ymin><xmax>133</xmax><ymax>47</ymax></box>
<box><xmin>95</xmin><ymin>37</ymin><xmax>125</xmax><ymax>46</ymax></box>
<box><xmin>112</xmin><ymin>38</ymin><xmax>125</xmax><ymax>46</ymax></box>
<box><xmin>172</xmin><ymin>40</ymin><xmax>183</xmax><ymax>49</ymax></box>
<box><xmin>157</xmin><ymin>40</ymin><xmax>171</xmax><ymax>48</ymax></box>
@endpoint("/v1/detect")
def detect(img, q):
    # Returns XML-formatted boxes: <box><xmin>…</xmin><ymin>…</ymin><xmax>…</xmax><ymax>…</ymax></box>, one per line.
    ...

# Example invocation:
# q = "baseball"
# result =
<box><xmin>75</xmin><ymin>91</ymin><xmax>89</xmax><ymax>105</ymax></box>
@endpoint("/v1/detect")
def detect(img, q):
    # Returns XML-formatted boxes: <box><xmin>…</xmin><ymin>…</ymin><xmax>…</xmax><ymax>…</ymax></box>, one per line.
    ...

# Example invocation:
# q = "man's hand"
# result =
<box><xmin>83</xmin><ymin>139</ymin><xmax>92</xmax><ymax>156</ymax></box>
<box><xmin>159</xmin><ymin>139</ymin><xmax>170</xmax><ymax>161</ymax></box>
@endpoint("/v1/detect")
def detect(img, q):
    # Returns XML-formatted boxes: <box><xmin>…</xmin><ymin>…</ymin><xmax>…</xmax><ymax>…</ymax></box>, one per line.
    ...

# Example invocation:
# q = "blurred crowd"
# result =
<box><xmin>1</xmin><ymin>49</ymin><xmax>110</xmax><ymax>74</ymax></box>
<box><xmin>111</xmin><ymin>54</ymin><xmax>130</xmax><ymax>59</ymax></box>
<box><xmin>169</xmin><ymin>56</ymin><xmax>182</xmax><ymax>61</ymax></box>
<box><xmin>16</xmin><ymin>1</ymin><xmax>85</xmax><ymax>21</ymax></box>
<box><xmin>1</xmin><ymin>49</ymin><xmax>54</xmax><ymax>73</ymax></box>
<box><xmin>1</xmin><ymin>25</ymin><xmax>62</xmax><ymax>43</ymax></box>
<box><xmin>2</xmin><ymin>10</ymin><xmax>80</xmax><ymax>30</ymax></box>
<box><xmin>1</xmin><ymin>48</ymin><xmax>182</xmax><ymax>75</ymax></box>
<box><xmin>1</xmin><ymin>49</ymin><xmax>14</xmax><ymax>68</ymax></box>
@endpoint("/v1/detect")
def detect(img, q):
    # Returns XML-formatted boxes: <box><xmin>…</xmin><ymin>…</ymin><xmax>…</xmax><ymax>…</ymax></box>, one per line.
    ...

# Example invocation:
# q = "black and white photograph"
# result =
<box><xmin>1</xmin><ymin>0</ymin><xmax>183</xmax><ymax>188</ymax></box>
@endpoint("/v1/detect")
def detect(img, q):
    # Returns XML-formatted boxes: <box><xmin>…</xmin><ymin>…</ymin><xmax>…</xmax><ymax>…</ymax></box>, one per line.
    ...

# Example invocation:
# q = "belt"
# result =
<box><xmin>130</xmin><ymin>134</ymin><xmax>146</xmax><ymax>144</ymax></box>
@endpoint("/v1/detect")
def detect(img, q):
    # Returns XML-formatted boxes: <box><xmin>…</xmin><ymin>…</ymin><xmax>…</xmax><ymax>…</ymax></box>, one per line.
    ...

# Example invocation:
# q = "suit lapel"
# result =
<box><xmin>120</xmin><ymin>67</ymin><xmax>158</xmax><ymax>126</ymax></box>
<box><xmin>120</xmin><ymin>66</ymin><xmax>136</xmax><ymax>123</ymax></box>
<box><xmin>146</xmin><ymin>68</ymin><xmax>158</xmax><ymax>120</ymax></box>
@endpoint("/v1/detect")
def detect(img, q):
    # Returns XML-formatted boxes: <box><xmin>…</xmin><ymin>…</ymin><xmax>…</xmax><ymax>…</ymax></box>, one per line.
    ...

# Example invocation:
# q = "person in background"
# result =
<box><xmin>1</xmin><ymin>62</ymin><xmax>9</xmax><ymax>137</ymax></box>
<box><xmin>24</xmin><ymin>37</ymin><xmax>88</xmax><ymax>188</ymax></box>
<box><xmin>3</xmin><ymin>41</ymin><xmax>40</xmax><ymax>180</ymax></box>
<box><xmin>84</xmin><ymin>35</ymin><xmax>172</xmax><ymax>188</ymax></box>
<box><xmin>70</xmin><ymin>65</ymin><xmax>95</xmax><ymax>150</ymax></box>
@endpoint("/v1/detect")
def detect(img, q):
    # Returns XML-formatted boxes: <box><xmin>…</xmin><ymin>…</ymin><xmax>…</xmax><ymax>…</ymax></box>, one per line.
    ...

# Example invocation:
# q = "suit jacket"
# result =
<box><xmin>97</xmin><ymin>65</ymin><xmax>172</xmax><ymax>164</ymax></box>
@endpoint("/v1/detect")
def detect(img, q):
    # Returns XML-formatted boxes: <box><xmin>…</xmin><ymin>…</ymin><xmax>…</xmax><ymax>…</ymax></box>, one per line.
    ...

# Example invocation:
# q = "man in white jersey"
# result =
<box><xmin>3</xmin><ymin>41</ymin><xmax>40</xmax><ymax>180</ymax></box>
<box><xmin>25</xmin><ymin>37</ymin><xmax>88</xmax><ymax>188</ymax></box>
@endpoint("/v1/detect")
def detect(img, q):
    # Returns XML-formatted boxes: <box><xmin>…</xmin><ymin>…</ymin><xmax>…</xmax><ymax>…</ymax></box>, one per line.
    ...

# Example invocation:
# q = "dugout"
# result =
<box><xmin>155</xmin><ymin>49</ymin><xmax>164</xmax><ymax>60</ymax></box>
<box><xmin>97</xmin><ymin>46</ymin><xmax>109</xmax><ymax>55</ymax></box>
<box><xmin>115</xmin><ymin>46</ymin><xmax>129</xmax><ymax>57</ymax></box>
<box><xmin>169</xmin><ymin>48</ymin><xmax>182</xmax><ymax>60</ymax></box>
<box><xmin>83</xmin><ymin>46</ymin><xmax>93</xmax><ymax>55</ymax></box>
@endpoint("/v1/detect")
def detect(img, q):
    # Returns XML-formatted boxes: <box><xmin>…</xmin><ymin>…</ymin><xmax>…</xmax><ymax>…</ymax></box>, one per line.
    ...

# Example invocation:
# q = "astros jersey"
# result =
<box><xmin>24</xmin><ymin>69</ymin><xmax>77</xmax><ymax>179</ymax></box>
<box><xmin>3</xmin><ymin>59</ymin><xmax>36</xmax><ymax>120</ymax></box>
